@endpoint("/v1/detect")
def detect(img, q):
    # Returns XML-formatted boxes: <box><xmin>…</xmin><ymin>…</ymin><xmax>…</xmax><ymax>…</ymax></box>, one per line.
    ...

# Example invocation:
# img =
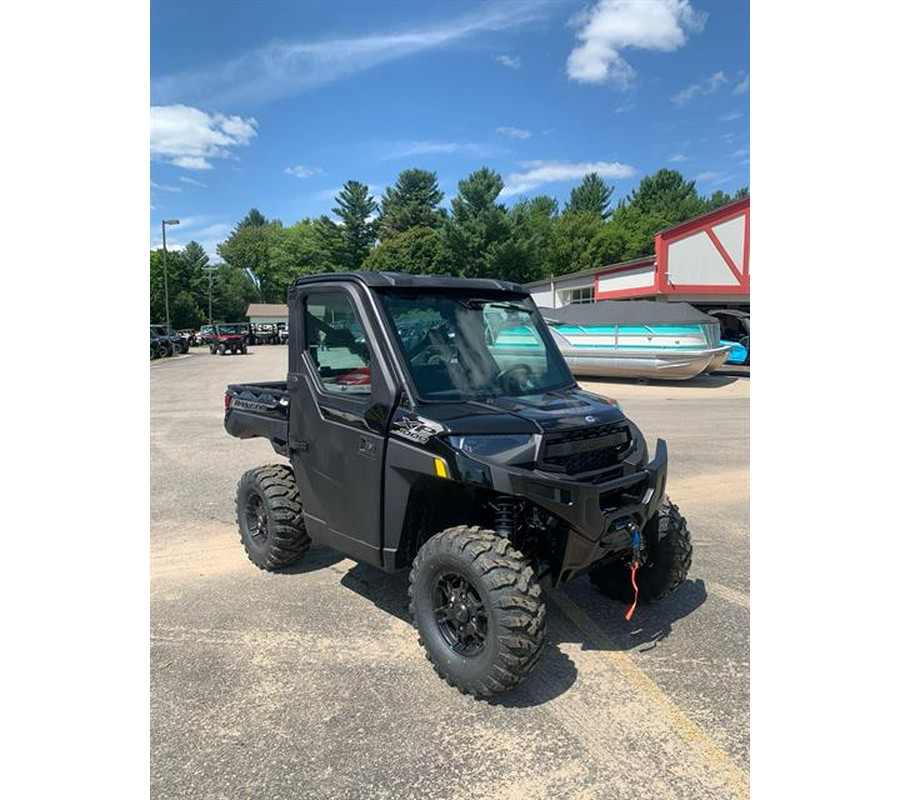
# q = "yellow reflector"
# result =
<box><xmin>433</xmin><ymin>458</ymin><xmax>448</xmax><ymax>479</ymax></box>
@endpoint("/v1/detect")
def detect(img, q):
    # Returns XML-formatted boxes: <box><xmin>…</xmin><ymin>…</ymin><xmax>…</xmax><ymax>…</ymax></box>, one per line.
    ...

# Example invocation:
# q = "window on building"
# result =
<box><xmin>560</xmin><ymin>286</ymin><xmax>595</xmax><ymax>305</ymax></box>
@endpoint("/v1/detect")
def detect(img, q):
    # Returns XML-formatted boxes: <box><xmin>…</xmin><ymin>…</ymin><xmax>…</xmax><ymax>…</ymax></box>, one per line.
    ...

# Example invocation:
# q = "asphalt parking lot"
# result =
<box><xmin>150</xmin><ymin>345</ymin><xmax>749</xmax><ymax>800</ymax></box>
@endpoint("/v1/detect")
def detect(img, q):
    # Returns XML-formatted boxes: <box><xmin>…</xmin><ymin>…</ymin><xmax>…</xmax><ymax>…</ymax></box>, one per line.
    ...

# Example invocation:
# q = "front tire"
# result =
<box><xmin>235</xmin><ymin>464</ymin><xmax>311</xmax><ymax>570</ymax></box>
<box><xmin>589</xmin><ymin>496</ymin><xmax>692</xmax><ymax>604</ymax></box>
<box><xmin>409</xmin><ymin>526</ymin><xmax>546</xmax><ymax>697</ymax></box>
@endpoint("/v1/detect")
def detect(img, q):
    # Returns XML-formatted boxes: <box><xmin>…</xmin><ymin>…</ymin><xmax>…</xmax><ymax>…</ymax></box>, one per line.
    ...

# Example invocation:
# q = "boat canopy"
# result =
<box><xmin>539</xmin><ymin>300</ymin><xmax>716</xmax><ymax>327</ymax></box>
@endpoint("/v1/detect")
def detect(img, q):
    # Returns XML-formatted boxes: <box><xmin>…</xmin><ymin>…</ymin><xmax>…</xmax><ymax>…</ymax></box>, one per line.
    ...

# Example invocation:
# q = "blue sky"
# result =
<box><xmin>150</xmin><ymin>0</ymin><xmax>749</xmax><ymax>260</ymax></box>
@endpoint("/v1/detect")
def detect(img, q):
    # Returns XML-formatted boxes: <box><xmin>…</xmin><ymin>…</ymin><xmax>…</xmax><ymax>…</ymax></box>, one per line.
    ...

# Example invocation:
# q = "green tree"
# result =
<box><xmin>333</xmin><ymin>181</ymin><xmax>378</xmax><ymax>268</ymax></box>
<box><xmin>237</xmin><ymin>208</ymin><xmax>268</xmax><ymax>229</ymax></box>
<box><xmin>625</xmin><ymin>169</ymin><xmax>705</xmax><ymax>220</ymax></box>
<box><xmin>363</xmin><ymin>226</ymin><xmax>454</xmax><ymax>275</ymax></box>
<box><xmin>444</xmin><ymin>167</ymin><xmax>511</xmax><ymax>278</ymax></box>
<box><xmin>311</xmin><ymin>215</ymin><xmax>349</xmax><ymax>269</ymax></box>
<box><xmin>703</xmin><ymin>186</ymin><xmax>749</xmax><ymax>212</ymax></box>
<box><xmin>149</xmin><ymin>247</ymin><xmax>205</xmax><ymax>329</ymax></box>
<box><xmin>503</xmin><ymin>195</ymin><xmax>558</xmax><ymax>283</ymax></box>
<box><xmin>608</xmin><ymin>170</ymin><xmax>706</xmax><ymax>258</ymax></box>
<box><xmin>217</xmin><ymin>211</ymin><xmax>285</xmax><ymax>302</ymax></box>
<box><xmin>565</xmin><ymin>173</ymin><xmax>615</xmax><ymax>219</ymax></box>
<box><xmin>269</xmin><ymin>219</ymin><xmax>336</xmax><ymax>291</ymax></box>
<box><xmin>378</xmin><ymin>169</ymin><xmax>445</xmax><ymax>239</ymax></box>
<box><xmin>210</xmin><ymin>262</ymin><xmax>259</xmax><ymax>322</ymax></box>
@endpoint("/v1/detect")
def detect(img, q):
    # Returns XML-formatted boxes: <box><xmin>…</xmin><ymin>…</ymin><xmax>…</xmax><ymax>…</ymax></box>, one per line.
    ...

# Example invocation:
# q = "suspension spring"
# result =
<box><xmin>493</xmin><ymin>495</ymin><xmax>520</xmax><ymax>539</ymax></box>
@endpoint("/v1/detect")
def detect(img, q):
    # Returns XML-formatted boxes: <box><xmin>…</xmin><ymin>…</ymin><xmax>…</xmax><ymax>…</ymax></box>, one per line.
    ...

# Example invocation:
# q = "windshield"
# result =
<box><xmin>216</xmin><ymin>324</ymin><xmax>244</xmax><ymax>334</ymax></box>
<box><xmin>377</xmin><ymin>290</ymin><xmax>574</xmax><ymax>401</ymax></box>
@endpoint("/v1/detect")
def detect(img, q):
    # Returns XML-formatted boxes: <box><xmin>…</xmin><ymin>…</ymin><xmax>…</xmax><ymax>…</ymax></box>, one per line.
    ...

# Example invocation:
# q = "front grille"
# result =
<box><xmin>539</xmin><ymin>423</ymin><xmax>632</xmax><ymax>477</ymax></box>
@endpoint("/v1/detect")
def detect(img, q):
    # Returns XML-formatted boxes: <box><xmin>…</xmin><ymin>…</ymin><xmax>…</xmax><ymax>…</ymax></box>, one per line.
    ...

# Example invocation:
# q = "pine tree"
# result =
<box><xmin>333</xmin><ymin>181</ymin><xmax>378</xmax><ymax>268</ymax></box>
<box><xmin>378</xmin><ymin>169</ymin><xmax>445</xmax><ymax>239</ymax></box>
<box><xmin>565</xmin><ymin>173</ymin><xmax>614</xmax><ymax>219</ymax></box>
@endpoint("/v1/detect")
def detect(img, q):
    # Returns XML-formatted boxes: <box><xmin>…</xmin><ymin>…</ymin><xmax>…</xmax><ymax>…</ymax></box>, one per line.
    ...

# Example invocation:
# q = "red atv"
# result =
<box><xmin>208</xmin><ymin>323</ymin><xmax>249</xmax><ymax>355</ymax></box>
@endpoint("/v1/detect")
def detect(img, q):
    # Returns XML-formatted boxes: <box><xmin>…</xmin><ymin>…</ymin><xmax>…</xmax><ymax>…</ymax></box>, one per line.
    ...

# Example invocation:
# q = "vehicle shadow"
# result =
<box><xmin>554</xmin><ymin>578</ymin><xmax>709</xmax><ymax>655</ymax></box>
<box><xmin>339</xmin><ymin>561</ymin><xmax>578</xmax><ymax>707</ymax></box>
<box><xmin>276</xmin><ymin>541</ymin><xmax>346</xmax><ymax>574</ymax></box>
<box><xmin>339</xmin><ymin>562</ymin><xmax>708</xmax><ymax>706</ymax></box>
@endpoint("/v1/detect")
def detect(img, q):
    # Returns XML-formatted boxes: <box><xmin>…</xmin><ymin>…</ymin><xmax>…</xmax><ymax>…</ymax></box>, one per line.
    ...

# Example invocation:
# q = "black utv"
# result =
<box><xmin>224</xmin><ymin>272</ymin><xmax>692</xmax><ymax>697</ymax></box>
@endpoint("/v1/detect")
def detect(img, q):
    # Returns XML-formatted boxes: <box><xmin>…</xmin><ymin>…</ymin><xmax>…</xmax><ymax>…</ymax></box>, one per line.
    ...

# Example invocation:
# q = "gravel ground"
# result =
<box><xmin>151</xmin><ymin>345</ymin><xmax>749</xmax><ymax>799</ymax></box>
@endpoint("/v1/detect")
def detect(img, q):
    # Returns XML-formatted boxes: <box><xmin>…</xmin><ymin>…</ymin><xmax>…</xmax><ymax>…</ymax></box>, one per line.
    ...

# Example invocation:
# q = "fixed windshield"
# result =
<box><xmin>377</xmin><ymin>290</ymin><xmax>573</xmax><ymax>401</ymax></box>
<box><xmin>216</xmin><ymin>324</ymin><xmax>244</xmax><ymax>334</ymax></box>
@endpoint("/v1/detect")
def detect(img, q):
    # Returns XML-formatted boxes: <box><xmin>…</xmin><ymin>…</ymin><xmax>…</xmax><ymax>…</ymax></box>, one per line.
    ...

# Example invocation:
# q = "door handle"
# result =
<box><xmin>357</xmin><ymin>436</ymin><xmax>375</xmax><ymax>458</ymax></box>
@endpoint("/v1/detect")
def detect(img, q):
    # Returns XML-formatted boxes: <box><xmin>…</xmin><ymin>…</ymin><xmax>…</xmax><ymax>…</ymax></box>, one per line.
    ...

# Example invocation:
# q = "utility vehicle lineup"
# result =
<box><xmin>224</xmin><ymin>272</ymin><xmax>692</xmax><ymax>697</ymax></box>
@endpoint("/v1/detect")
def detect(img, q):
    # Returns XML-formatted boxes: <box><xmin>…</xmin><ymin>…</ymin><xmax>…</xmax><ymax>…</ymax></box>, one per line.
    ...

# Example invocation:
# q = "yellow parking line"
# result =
<box><xmin>548</xmin><ymin>587</ymin><xmax>750</xmax><ymax>799</ymax></box>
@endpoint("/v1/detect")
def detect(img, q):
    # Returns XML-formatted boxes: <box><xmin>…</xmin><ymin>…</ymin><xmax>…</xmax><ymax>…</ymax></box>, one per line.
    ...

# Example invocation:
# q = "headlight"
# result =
<box><xmin>447</xmin><ymin>434</ymin><xmax>535</xmax><ymax>460</ymax></box>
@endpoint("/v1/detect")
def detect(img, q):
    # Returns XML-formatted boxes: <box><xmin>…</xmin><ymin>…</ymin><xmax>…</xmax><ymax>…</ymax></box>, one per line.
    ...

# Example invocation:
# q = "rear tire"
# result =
<box><xmin>409</xmin><ymin>526</ymin><xmax>546</xmax><ymax>697</ymax></box>
<box><xmin>589</xmin><ymin>496</ymin><xmax>692</xmax><ymax>604</ymax></box>
<box><xmin>217</xmin><ymin>343</ymin><xmax>226</xmax><ymax>355</ymax></box>
<box><xmin>235</xmin><ymin>464</ymin><xmax>310</xmax><ymax>570</ymax></box>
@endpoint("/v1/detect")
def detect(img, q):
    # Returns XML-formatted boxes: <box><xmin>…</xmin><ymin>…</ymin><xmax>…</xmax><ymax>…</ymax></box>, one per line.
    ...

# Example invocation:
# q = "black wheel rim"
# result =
<box><xmin>432</xmin><ymin>571</ymin><xmax>488</xmax><ymax>657</ymax></box>
<box><xmin>244</xmin><ymin>492</ymin><xmax>269</xmax><ymax>544</ymax></box>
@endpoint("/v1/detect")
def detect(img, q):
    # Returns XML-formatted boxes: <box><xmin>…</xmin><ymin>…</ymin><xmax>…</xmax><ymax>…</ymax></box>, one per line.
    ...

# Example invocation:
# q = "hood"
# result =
<box><xmin>414</xmin><ymin>386</ymin><xmax>624</xmax><ymax>436</ymax></box>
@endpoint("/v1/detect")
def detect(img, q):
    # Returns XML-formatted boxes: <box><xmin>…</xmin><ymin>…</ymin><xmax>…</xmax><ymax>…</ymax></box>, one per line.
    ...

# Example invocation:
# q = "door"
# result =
<box><xmin>288</xmin><ymin>285</ymin><xmax>396</xmax><ymax>567</ymax></box>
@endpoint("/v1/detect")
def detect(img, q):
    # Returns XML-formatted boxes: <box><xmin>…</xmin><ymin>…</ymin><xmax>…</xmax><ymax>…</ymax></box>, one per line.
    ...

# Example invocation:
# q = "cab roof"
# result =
<box><xmin>291</xmin><ymin>271</ymin><xmax>525</xmax><ymax>294</ymax></box>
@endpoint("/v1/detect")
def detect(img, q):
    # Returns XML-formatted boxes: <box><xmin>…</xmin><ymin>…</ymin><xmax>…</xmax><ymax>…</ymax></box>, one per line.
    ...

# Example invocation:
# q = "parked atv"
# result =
<box><xmin>209</xmin><ymin>323</ymin><xmax>249</xmax><ymax>355</ymax></box>
<box><xmin>224</xmin><ymin>272</ymin><xmax>692</xmax><ymax>697</ymax></box>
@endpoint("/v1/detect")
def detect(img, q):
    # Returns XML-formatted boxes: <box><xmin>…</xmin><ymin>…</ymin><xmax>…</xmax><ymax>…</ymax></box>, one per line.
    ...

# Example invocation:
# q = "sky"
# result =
<box><xmin>150</xmin><ymin>0</ymin><xmax>749</xmax><ymax>261</ymax></box>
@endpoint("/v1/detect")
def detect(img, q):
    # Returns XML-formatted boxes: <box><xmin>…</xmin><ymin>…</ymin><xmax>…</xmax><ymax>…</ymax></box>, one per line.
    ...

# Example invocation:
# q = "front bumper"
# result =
<box><xmin>499</xmin><ymin>439</ymin><xmax>668</xmax><ymax>584</ymax></box>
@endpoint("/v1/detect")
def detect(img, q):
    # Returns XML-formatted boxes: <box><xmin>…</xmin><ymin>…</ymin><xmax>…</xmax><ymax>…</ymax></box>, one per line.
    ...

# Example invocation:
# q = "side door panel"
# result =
<box><xmin>287</xmin><ymin>285</ymin><xmax>396</xmax><ymax>567</ymax></box>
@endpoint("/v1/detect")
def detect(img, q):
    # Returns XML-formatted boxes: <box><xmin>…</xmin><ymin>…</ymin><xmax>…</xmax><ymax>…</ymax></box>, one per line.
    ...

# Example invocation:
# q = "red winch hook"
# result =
<box><xmin>624</xmin><ymin>560</ymin><xmax>639</xmax><ymax>621</ymax></box>
<box><xmin>624</xmin><ymin>522</ymin><xmax>641</xmax><ymax>621</ymax></box>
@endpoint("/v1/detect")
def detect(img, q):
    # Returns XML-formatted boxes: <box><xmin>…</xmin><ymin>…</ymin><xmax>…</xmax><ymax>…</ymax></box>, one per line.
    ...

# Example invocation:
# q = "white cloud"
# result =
<box><xmin>496</xmin><ymin>126</ymin><xmax>532</xmax><ymax>139</ymax></box>
<box><xmin>567</xmin><ymin>0</ymin><xmax>706</xmax><ymax>87</ymax></box>
<box><xmin>672</xmin><ymin>70</ymin><xmax>727</xmax><ymax>106</ymax></box>
<box><xmin>195</xmin><ymin>223</ymin><xmax>232</xmax><ymax>239</ymax></box>
<box><xmin>151</xmin><ymin>2</ymin><xmax>553</xmax><ymax>107</ymax></box>
<box><xmin>668</xmin><ymin>153</ymin><xmax>688</xmax><ymax>163</ymax></box>
<box><xmin>495</xmin><ymin>54</ymin><xmax>522</xmax><ymax>69</ymax></box>
<box><xmin>150</xmin><ymin>105</ymin><xmax>258</xmax><ymax>170</ymax></box>
<box><xmin>731</xmin><ymin>147</ymin><xmax>749</xmax><ymax>158</ymax></box>
<box><xmin>500</xmin><ymin>159</ymin><xmax>636</xmax><ymax>197</ymax></box>
<box><xmin>695</xmin><ymin>171</ymin><xmax>722</xmax><ymax>182</ymax></box>
<box><xmin>379</xmin><ymin>140</ymin><xmax>500</xmax><ymax>160</ymax></box>
<box><xmin>285</xmin><ymin>165</ymin><xmax>325</xmax><ymax>179</ymax></box>
<box><xmin>150</xmin><ymin>180</ymin><xmax>182</xmax><ymax>193</ymax></box>
<box><xmin>180</xmin><ymin>176</ymin><xmax>207</xmax><ymax>187</ymax></box>
<box><xmin>719</xmin><ymin>111</ymin><xmax>743</xmax><ymax>122</ymax></box>
<box><xmin>734</xmin><ymin>74</ymin><xmax>749</xmax><ymax>94</ymax></box>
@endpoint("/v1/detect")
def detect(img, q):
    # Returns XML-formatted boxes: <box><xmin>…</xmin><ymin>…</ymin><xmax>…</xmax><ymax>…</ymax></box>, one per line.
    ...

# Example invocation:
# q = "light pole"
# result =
<box><xmin>204</xmin><ymin>265</ymin><xmax>217</xmax><ymax>324</ymax></box>
<box><xmin>161</xmin><ymin>219</ymin><xmax>180</xmax><ymax>332</ymax></box>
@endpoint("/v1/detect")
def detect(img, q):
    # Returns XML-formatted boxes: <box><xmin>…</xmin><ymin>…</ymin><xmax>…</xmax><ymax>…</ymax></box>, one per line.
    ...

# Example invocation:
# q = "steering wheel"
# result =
<box><xmin>497</xmin><ymin>363</ymin><xmax>535</xmax><ymax>394</ymax></box>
